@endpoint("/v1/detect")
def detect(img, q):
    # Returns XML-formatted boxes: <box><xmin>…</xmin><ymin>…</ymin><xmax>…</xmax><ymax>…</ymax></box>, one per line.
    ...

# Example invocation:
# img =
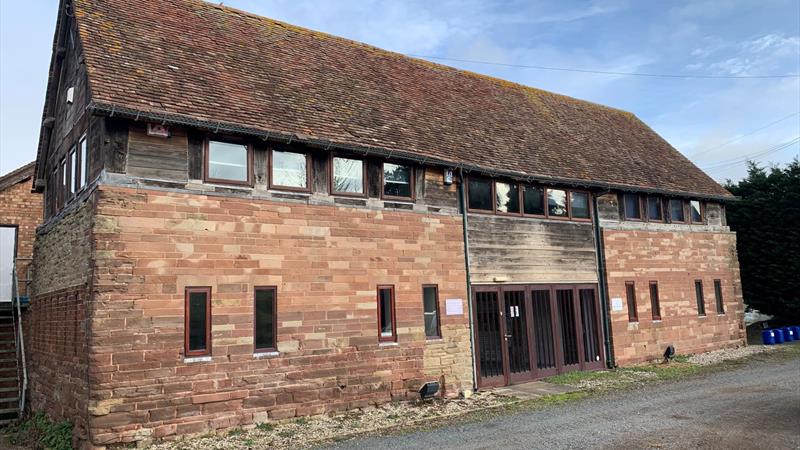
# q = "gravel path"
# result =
<box><xmin>325</xmin><ymin>352</ymin><xmax>800</xmax><ymax>450</ymax></box>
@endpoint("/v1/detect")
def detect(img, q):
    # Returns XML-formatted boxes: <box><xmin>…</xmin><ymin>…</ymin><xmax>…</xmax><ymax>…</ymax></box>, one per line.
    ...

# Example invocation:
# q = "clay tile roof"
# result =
<box><xmin>72</xmin><ymin>0</ymin><xmax>732</xmax><ymax>199</ymax></box>
<box><xmin>0</xmin><ymin>161</ymin><xmax>36</xmax><ymax>192</ymax></box>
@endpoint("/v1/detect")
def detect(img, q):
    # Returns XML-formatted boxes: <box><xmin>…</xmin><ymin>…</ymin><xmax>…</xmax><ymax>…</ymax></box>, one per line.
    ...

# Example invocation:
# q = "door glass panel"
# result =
<box><xmin>532</xmin><ymin>289</ymin><xmax>556</xmax><ymax>370</ymax></box>
<box><xmin>504</xmin><ymin>290</ymin><xmax>530</xmax><ymax>374</ymax></box>
<box><xmin>557</xmin><ymin>289</ymin><xmax>579</xmax><ymax>366</ymax></box>
<box><xmin>476</xmin><ymin>291</ymin><xmax>503</xmax><ymax>379</ymax></box>
<box><xmin>579</xmin><ymin>289</ymin><xmax>601</xmax><ymax>363</ymax></box>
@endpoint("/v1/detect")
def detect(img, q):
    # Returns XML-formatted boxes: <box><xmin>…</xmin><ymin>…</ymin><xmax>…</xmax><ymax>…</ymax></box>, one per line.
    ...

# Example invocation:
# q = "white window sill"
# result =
<box><xmin>253</xmin><ymin>351</ymin><xmax>280</xmax><ymax>359</ymax></box>
<box><xmin>652</xmin><ymin>320</ymin><xmax>662</xmax><ymax>323</ymax></box>
<box><xmin>183</xmin><ymin>356</ymin><xmax>212</xmax><ymax>363</ymax></box>
<box><xmin>425</xmin><ymin>338</ymin><xmax>444</xmax><ymax>343</ymax></box>
<box><xmin>379</xmin><ymin>342</ymin><xmax>399</xmax><ymax>347</ymax></box>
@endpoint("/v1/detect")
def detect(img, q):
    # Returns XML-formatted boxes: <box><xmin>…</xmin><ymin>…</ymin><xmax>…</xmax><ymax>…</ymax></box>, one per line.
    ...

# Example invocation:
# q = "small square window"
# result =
<box><xmin>570</xmin><ymin>192</ymin><xmax>590</xmax><ymax>219</ymax></box>
<box><xmin>523</xmin><ymin>185</ymin><xmax>545</xmax><ymax>216</ymax></box>
<box><xmin>669</xmin><ymin>199</ymin><xmax>685</xmax><ymax>223</ymax></box>
<box><xmin>271</xmin><ymin>150</ymin><xmax>308</xmax><ymax>190</ymax></box>
<box><xmin>422</xmin><ymin>285</ymin><xmax>441</xmax><ymax>339</ymax></box>
<box><xmin>383</xmin><ymin>163</ymin><xmax>413</xmax><ymax>199</ymax></box>
<box><xmin>547</xmin><ymin>189</ymin><xmax>568</xmax><ymax>217</ymax></box>
<box><xmin>647</xmin><ymin>196</ymin><xmax>663</xmax><ymax>221</ymax></box>
<box><xmin>207</xmin><ymin>141</ymin><xmax>250</xmax><ymax>184</ymax></box>
<box><xmin>332</xmin><ymin>157</ymin><xmax>364</xmax><ymax>195</ymax></box>
<box><xmin>495</xmin><ymin>182</ymin><xmax>520</xmax><ymax>214</ymax></box>
<box><xmin>467</xmin><ymin>178</ymin><xmax>493</xmax><ymax>211</ymax></box>
<box><xmin>690</xmin><ymin>200</ymin><xmax>703</xmax><ymax>223</ymax></box>
<box><xmin>623</xmin><ymin>194</ymin><xmax>642</xmax><ymax>220</ymax></box>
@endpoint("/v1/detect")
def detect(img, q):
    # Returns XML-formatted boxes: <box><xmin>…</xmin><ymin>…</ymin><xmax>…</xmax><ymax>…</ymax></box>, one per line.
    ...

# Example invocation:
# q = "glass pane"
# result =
<box><xmin>80</xmin><ymin>139</ymin><xmax>88</xmax><ymax>188</ymax></box>
<box><xmin>272</xmin><ymin>150</ymin><xmax>307</xmax><ymax>188</ymax></box>
<box><xmin>188</xmin><ymin>291</ymin><xmax>208</xmax><ymax>352</ymax></box>
<box><xmin>695</xmin><ymin>281</ymin><xmax>705</xmax><ymax>315</ymax></box>
<box><xmin>547</xmin><ymin>189</ymin><xmax>568</xmax><ymax>217</ymax></box>
<box><xmin>209</xmin><ymin>141</ymin><xmax>248</xmax><ymax>182</ymax></box>
<box><xmin>423</xmin><ymin>286</ymin><xmax>439</xmax><ymax>337</ymax></box>
<box><xmin>379</xmin><ymin>288</ymin><xmax>393</xmax><ymax>337</ymax></box>
<box><xmin>647</xmin><ymin>197</ymin><xmax>662</xmax><ymax>221</ymax></box>
<box><xmin>255</xmin><ymin>289</ymin><xmax>275</xmax><ymax>350</ymax></box>
<box><xmin>495</xmin><ymin>182</ymin><xmax>519</xmax><ymax>213</ymax></box>
<box><xmin>690</xmin><ymin>200</ymin><xmax>702</xmax><ymax>222</ymax></box>
<box><xmin>670</xmin><ymin>199</ymin><xmax>685</xmax><ymax>222</ymax></box>
<box><xmin>468</xmin><ymin>179</ymin><xmax>492</xmax><ymax>210</ymax></box>
<box><xmin>0</xmin><ymin>227</ymin><xmax>16</xmax><ymax>301</ymax></box>
<box><xmin>623</xmin><ymin>194</ymin><xmax>641</xmax><ymax>219</ymax></box>
<box><xmin>383</xmin><ymin>163</ymin><xmax>412</xmax><ymax>198</ymax></box>
<box><xmin>523</xmin><ymin>185</ymin><xmax>544</xmax><ymax>215</ymax></box>
<box><xmin>570</xmin><ymin>192</ymin><xmax>590</xmax><ymax>219</ymax></box>
<box><xmin>333</xmin><ymin>157</ymin><xmax>363</xmax><ymax>193</ymax></box>
<box><xmin>69</xmin><ymin>150</ymin><xmax>76</xmax><ymax>193</ymax></box>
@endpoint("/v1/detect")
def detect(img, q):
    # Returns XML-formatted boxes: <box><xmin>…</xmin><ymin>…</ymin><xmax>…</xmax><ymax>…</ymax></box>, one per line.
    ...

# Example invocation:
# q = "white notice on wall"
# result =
<box><xmin>445</xmin><ymin>299</ymin><xmax>463</xmax><ymax>315</ymax></box>
<box><xmin>611</xmin><ymin>297</ymin><xmax>624</xmax><ymax>311</ymax></box>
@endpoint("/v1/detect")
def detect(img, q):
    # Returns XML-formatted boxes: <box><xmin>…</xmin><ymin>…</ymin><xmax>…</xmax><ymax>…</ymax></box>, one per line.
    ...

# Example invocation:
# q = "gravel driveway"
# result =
<box><xmin>325</xmin><ymin>354</ymin><xmax>800</xmax><ymax>450</ymax></box>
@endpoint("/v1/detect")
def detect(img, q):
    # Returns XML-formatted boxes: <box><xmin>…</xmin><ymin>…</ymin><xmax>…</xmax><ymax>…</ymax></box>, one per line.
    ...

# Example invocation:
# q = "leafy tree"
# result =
<box><xmin>725</xmin><ymin>159</ymin><xmax>800</xmax><ymax>320</ymax></box>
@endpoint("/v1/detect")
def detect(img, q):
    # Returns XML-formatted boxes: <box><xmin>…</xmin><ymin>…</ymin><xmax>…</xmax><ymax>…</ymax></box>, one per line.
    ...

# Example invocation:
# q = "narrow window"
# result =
<box><xmin>254</xmin><ymin>287</ymin><xmax>277</xmax><ymax>352</ymax></box>
<box><xmin>69</xmin><ymin>147</ymin><xmax>77</xmax><ymax>194</ymax></box>
<box><xmin>271</xmin><ymin>150</ymin><xmax>308</xmax><ymax>190</ymax></box>
<box><xmin>495</xmin><ymin>181</ymin><xmax>520</xmax><ymax>214</ymax></box>
<box><xmin>60</xmin><ymin>159</ymin><xmax>68</xmax><ymax>206</ymax></box>
<box><xmin>714</xmin><ymin>280</ymin><xmax>724</xmax><ymax>314</ymax></box>
<box><xmin>547</xmin><ymin>188</ymin><xmax>568</xmax><ymax>217</ymax></box>
<box><xmin>690</xmin><ymin>200</ymin><xmax>703</xmax><ymax>223</ymax></box>
<box><xmin>185</xmin><ymin>287</ymin><xmax>211</xmax><ymax>356</ymax></box>
<box><xmin>467</xmin><ymin>178</ymin><xmax>493</xmax><ymax>211</ymax></box>
<box><xmin>625</xmin><ymin>281</ymin><xmax>638</xmax><ymax>322</ymax></box>
<box><xmin>570</xmin><ymin>191</ymin><xmax>590</xmax><ymax>219</ymax></box>
<box><xmin>332</xmin><ymin>156</ymin><xmax>364</xmax><ymax>195</ymax></box>
<box><xmin>695</xmin><ymin>280</ymin><xmax>705</xmax><ymax>316</ymax></box>
<box><xmin>382</xmin><ymin>163</ymin><xmax>413</xmax><ymax>199</ymax></box>
<box><xmin>523</xmin><ymin>185</ymin><xmax>545</xmax><ymax>216</ymax></box>
<box><xmin>79</xmin><ymin>136</ymin><xmax>88</xmax><ymax>188</ymax></box>
<box><xmin>206</xmin><ymin>141</ymin><xmax>250</xmax><ymax>184</ymax></box>
<box><xmin>377</xmin><ymin>285</ymin><xmax>396</xmax><ymax>342</ymax></box>
<box><xmin>647</xmin><ymin>196</ymin><xmax>663</xmax><ymax>221</ymax></box>
<box><xmin>669</xmin><ymin>199</ymin><xmax>685</xmax><ymax>223</ymax></box>
<box><xmin>422</xmin><ymin>285</ymin><xmax>441</xmax><ymax>339</ymax></box>
<box><xmin>623</xmin><ymin>193</ymin><xmax>642</xmax><ymax>220</ymax></box>
<box><xmin>649</xmin><ymin>281</ymin><xmax>661</xmax><ymax>320</ymax></box>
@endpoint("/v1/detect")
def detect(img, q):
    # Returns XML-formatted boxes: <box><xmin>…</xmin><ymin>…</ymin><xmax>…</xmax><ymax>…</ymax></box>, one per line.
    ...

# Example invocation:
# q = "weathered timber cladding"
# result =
<box><xmin>604</xmin><ymin>229</ymin><xmax>745</xmax><ymax>364</ymax></box>
<box><xmin>127</xmin><ymin>124</ymin><xmax>189</xmax><ymax>181</ymax></box>
<box><xmin>86</xmin><ymin>185</ymin><xmax>473</xmax><ymax>444</ymax></box>
<box><xmin>467</xmin><ymin>214</ymin><xmax>598</xmax><ymax>284</ymax></box>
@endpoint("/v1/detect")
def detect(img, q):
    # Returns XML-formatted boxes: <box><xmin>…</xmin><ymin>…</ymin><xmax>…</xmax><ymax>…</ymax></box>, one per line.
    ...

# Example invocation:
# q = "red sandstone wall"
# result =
<box><xmin>88</xmin><ymin>185</ymin><xmax>472</xmax><ymax>445</ymax></box>
<box><xmin>603</xmin><ymin>229</ymin><xmax>745</xmax><ymax>364</ymax></box>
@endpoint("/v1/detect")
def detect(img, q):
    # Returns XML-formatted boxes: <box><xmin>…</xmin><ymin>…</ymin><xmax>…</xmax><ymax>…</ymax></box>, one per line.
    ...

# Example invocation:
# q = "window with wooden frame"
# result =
<box><xmin>331</xmin><ymin>156</ymin><xmax>365</xmax><ymax>196</ymax></box>
<box><xmin>422</xmin><ymin>285</ymin><xmax>441</xmax><ymax>339</ymax></box>
<box><xmin>714</xmin><ymin>279</ymin><xmax>724</xmax><ymax>314</ymax></box>
<box><xmin>270</xmin><ymin>149</ymin><xmax>310</xmax><ymax>191</ymax></box>
<box><xmin>569</xmin><ymin>191</ymin><xmax>591</xmax><ymax>220</ymax></box>
<box><xmin>690</xmin><ymin>200</ymin><xmax>703</xmax><ymax>223</ymax></box>
<box><xmin>377</xmin><ymin>285</ymin><xmax>397</xmax><ymax>342</ymax></box>
<box><xmin>625</xmin><ymin>281</ymin><xmax>638</xmax><ymax>322</ymax></box>
<box><xmin>254</xmin><ymin>286</ymin><xmax>277</xmax><ymax>352</ymax></box>
<box><xmin>205</xmin><ymin>140</ymin><xmax>252</xmax><ymax>185</ymax></box>
<box><xmin>382</xmin><ymin>163</ymin><xmax>414</xmax><ymax>200</ymax></box>
<box><xmin>495</xmin><ymin>181</ymin><xmax>520</xmax><ymax>214</ymax></box>
<box><xmin>646</xmin><ymin>196</ymin><xmax>663</xmax><ymax>222</ymax></box>
<box><xmin>695</xmin><ymin>280</ymin><xmax>706</xmax><ymax>316</ymax></box>
<box><xmin>467</xmin><ymin>178</ymin><xmax>493</xmax><ymax>211</ymax></box>
<box><xmin>79</xmin><ymin>135</ymin><xmax>88</xmax><ymax>189</ymax></box>
<box><xmin>69</xmin><ymin>147</ymin><xmax>77</xmax><ymax>195</ymax></box>
<box><xmin>60</xmin><ymin>158</ymin><xmax>68</xmax><ymax>206</ymax></box>
<box><xmin>649</xmin><ymin>281</ymin><xmax>661</xmax><ymax>320</ymax></box>
<box><xmin>622</xmin><ymin>193</ymin><xmax>643</xmax><ymax>220</ymax></box>
<box><xmin>522</xmin><ymin>185</ymin><xmax>545</xmax><ymax>216</ymax></box>
<box><xmin>185</xmin><ymin>287</ymin><xmax>211</xmax><ymax>357</ymax></box>
<box><xmin>668</xmin><ymin>198</ymin><xmax>685</xmax><ymax>223</ymax></box>
<box><xmin>547</xmin><ymin>188</ymin><xmax>569</xmax><ymax>218</ymax></box>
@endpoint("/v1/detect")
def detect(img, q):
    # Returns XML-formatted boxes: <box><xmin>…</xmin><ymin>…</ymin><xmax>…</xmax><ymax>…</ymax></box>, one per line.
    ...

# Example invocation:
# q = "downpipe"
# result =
<box><xmin>458</xmin><ymin>169</ymin><xmax>479</xmax><ymax>392</ymax></box>
<box><xmin>592</xmin><ymin>192</ymin><xmax>616</xmax><ymax>369</ymax></box>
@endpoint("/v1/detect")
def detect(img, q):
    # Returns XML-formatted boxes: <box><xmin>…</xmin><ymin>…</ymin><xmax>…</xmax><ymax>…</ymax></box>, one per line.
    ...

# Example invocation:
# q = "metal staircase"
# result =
<box><xmin>0</xmin><ymin>260</ymin><xmax>28</xmax><ymax>426</ymax></box>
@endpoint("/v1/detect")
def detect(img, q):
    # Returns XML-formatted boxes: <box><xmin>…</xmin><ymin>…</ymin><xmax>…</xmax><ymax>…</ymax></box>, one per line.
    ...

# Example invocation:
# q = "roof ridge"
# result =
<box><xmin>193</xmin><ymin>0</ymin><xmax>634</xmax><ymax>117</ymax></box>
<box><xmin>0</xmin><ymin>161</ymin><xmax>35</xmax><ymax>192</ymax></box>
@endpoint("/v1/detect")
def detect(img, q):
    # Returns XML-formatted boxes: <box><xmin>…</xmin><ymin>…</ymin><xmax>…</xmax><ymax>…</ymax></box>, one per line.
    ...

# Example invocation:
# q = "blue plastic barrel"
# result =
<box><xmin>762</xmin><ymin>329</ymin><xmax>776</xmax><ymax>345</ymax></box>
<box><xmin>773</xmin><ymin>328</ymin><xmax>785</xmax><ymax>344</ymax></box>
<box><xmin>793</xmin><ymin>326</ymin><xmax>800</xmax><ymax>340</ymax></box>
<box><xmin>784</xmin><ymin>327</ymin><xmax>797</xmax><ymax>341</ymax></box>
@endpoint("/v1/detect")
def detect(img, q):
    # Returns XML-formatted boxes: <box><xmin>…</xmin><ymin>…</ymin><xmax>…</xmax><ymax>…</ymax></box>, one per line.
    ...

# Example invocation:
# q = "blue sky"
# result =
<box><xmin>1</xmin><ymin>0</ymin><xmax>798</xmax><ymax>182</ymax></box>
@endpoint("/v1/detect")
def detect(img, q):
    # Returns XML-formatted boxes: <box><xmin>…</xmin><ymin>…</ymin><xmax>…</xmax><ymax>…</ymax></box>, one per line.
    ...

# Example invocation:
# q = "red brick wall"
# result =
<box><xmin>88</xmin><ymin>185</ymin><xmax>472</xmax><ymax>445</ymax></box>
<box><xmin>0</xmin><ymin>173</ymin><xmax>42</xmax><ymax>297</ymax></box>
<box><xmin>603</xmin><ymin>229</ymin><xmax>745</xmax><ymax>364</ymax></box>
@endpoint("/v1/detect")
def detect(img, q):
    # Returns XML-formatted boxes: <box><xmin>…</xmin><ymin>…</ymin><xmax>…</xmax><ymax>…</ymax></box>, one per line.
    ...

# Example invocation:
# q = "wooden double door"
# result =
<box><xmin>473</xmin><ymin>284</ymin><xmax>605</xmax><ymax>388</ymax></box>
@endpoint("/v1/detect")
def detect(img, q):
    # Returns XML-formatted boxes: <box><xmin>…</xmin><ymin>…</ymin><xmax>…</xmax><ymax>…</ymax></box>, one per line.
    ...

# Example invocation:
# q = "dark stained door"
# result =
<box><xmin>579</xmin><ymin>287</ymin><xmax>604</xmax><ymax>370</ymax></box>
<box><xmin>474</xmin><ymin>289</ymin><xmax>505</xmax><ymax>387</ymax></box>
<box><xmin>531</xmin><ymin>287</ymin><xmax>558</xmax><ymax>378</ymax></box>
<box><xmin>503</xmin><ymin>288</ymin><xmax>531</xmax><ymax>383</ymax></box>
<box><xmin>556</xmin><ymin>287</ymin><xmax>582</xmax><ymax>373</ymax></box>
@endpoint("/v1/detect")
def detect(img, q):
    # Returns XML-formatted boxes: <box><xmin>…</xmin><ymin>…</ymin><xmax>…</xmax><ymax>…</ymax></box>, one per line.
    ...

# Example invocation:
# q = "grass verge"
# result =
<box><xmin>3</xmin><ymin>412</ymin><xmax>73</xmax><ymax>450</ymax></box>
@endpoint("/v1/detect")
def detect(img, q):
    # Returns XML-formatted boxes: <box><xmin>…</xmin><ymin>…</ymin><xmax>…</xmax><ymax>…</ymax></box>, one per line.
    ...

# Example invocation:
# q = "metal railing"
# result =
<box><xmin>10</xmin><ymin>262</ymin><xmax>27</xmax><ymax>415</ymax></box>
